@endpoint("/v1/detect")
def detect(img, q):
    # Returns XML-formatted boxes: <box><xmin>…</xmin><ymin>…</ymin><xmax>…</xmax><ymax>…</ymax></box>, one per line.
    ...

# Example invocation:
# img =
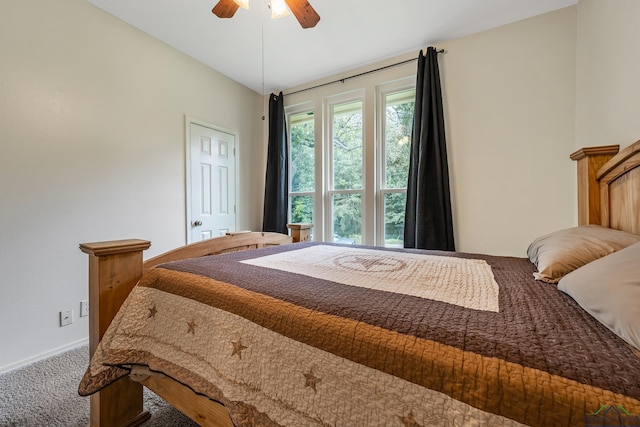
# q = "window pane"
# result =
<box><xmin>385</xmin><ymin>90</ymin><xmax>414</xmax><ymax>189</ymax></box>
<box><xmin>384</xmin><ymin>192</ymin><xmax>406</xmax><ymax>248</ymax></box>
<box><xmin>290</xmin><ymin>195</ymin><xmax>313</xmax><ymax>225</ymax></box>
<box><xmin>332</xmin><ymin>193</ymin><xmax>361</xmax><ymax>244</ymax></box>
<box><xmin>332</xmin><ymin>101</ymin><xmax>363</xmax><ymax>190</ymax></box>
<box><xmin>290</xmin><ymin>111</ymin><xmax>314</xmax><ymax>193</ymax></box>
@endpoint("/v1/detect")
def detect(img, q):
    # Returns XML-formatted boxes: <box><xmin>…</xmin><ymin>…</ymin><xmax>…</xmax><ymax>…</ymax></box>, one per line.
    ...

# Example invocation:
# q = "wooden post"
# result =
<box><xmin>287</xmin><ymin>223</ymin><xmax>313</xmax><ymax>243</ymax></box>
<box><xmin>570</xmin><ymin>145</ymin><xmax>619</xmax><ymax>226</ymax></box>
<box><xmin>80</xmin><ymin>239</ymin><xmax>152</xmax><ymax>427</ymax></box>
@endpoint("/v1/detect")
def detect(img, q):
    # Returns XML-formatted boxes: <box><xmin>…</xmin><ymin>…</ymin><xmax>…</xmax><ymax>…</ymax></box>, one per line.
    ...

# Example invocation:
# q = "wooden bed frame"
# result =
<box><xmin>80</xmin><ymin>231</ymin><xmax>292</xmax><ymax>426</ymax></box>
<box><xmin>570</xmin><ymin>139</ymin><xmax>640</xmax><ymax>232</ymax></box>
<box><xmin>80</xmin><ymin>140</ymin><xmax>640</xmax><ymax>427</ymax></box>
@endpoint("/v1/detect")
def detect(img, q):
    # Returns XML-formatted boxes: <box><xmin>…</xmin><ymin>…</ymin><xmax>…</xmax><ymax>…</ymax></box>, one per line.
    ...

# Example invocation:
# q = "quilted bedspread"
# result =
<box><xmin>79</xmin><ymin>242</ymin><xmax>640</xmax><ymax>426</ymax></box>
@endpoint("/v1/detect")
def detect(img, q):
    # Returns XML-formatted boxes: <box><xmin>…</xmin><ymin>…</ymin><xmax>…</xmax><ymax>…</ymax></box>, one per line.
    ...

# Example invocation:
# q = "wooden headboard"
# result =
<box><xmin>572</xmin><ymin>139</ymin><xmax>640</xmax><ymax>235</ymax></box>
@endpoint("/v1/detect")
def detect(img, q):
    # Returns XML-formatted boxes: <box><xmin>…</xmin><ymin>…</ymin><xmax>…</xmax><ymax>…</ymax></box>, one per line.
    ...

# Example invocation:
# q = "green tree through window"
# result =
<box><xmin>382</xmin><ymin>90</ymin><xmax>414</xmax><ymax>247</ymax></box>
<box><xmin>331</xmin><ymin>101</ymin><xmax>363</xmax><ymax>244</ymax></box>
<box><xmin>286</xmin><ymin>84</ymin><xmax>415</xmax><ymax>246</ymax></box>
<box><xmin>289</xmin><ymin>111</ymin><xmax>314</xmax><ymax>225</ymax></box>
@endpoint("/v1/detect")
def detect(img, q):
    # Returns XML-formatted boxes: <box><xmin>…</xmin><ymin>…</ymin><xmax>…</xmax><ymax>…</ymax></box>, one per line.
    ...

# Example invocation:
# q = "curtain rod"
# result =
<box><xmin>283</xmin><ymin>48</ymin><xmax>445</xmax><ymax>97</ymax></box>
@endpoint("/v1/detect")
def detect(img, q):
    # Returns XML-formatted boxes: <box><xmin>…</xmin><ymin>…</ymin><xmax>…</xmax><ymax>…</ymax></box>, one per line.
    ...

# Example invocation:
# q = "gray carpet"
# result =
<box><xmin>0</xmin><ymin>345</ymin><xmax>199</xmax><ymax>427</ymax></box>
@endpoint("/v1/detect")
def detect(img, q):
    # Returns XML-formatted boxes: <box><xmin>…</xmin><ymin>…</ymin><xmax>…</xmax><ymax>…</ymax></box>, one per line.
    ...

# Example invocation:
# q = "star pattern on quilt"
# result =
<box><xmin>187</xmin><ymin>319</ymin><xmax>197</xmax><ymax>334</ymax></box>
<box><xmin>334</xmin><ymin>254</ymin><xmax>406</xmax><ymax>273</ymax></box>
<box><xmin>399</xmin><ymin>411</ymin><xmax>423</xmax><ymax>427</ymax></box>
<box><xmin>303</xmin><ymin>368</ymin><xmax>321</xmax><ymax>393</ymax></box>
<box><xmin>351</xmin><ymin>256</ymin><xmax>394</xmax><ymax>270</ymax></box>
<box><xmin>147</xmin><ymin>304</ymin><xmax>158</xmax><ymax>319</ymax></box>
<box><xmin>231</xmin><ymin>338</ymin><xmax>248</xmax><ymax>359</ymax></box>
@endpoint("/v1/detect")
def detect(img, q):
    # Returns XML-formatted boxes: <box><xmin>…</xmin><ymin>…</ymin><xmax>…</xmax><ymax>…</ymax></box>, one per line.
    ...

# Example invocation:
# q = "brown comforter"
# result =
<box><xmin>79</xmin><ymin>242</ymin><xmax>640</xmax><ymax>426</ymax></box>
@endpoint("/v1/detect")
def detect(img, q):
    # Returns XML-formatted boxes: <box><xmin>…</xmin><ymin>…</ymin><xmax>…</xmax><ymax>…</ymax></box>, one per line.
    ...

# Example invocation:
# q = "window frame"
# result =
<box><xmin>375</xmin><ymin>78</ymin><xmax>415</xmax><ymax>247</ymax></box>
<box><xmin>324</xmin><ymin>90</ymin><xmax>366</xmax><ymax>243</ymax></box>
<box><xmin>284</xmin><ymin>74</ymin><xmax>416</xmax><ymax>247</ymax></box>
<box><xmin>286</xmin><ymin>101</ymin><xmax>319</xmax><ymax>239</ymax></box>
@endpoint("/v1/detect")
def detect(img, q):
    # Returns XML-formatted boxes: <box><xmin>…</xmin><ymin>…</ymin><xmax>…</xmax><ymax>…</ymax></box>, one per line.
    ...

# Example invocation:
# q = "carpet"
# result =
<box><xmin>0</xmin><ymin>345</ymin><xmax>198</xmax><ymax>427</ymax></box>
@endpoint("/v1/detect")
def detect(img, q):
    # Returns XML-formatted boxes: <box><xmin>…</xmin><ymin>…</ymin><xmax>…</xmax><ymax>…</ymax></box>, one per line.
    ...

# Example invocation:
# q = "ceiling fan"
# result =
<box><xmin>212</xmin><ymin>0</ymin><xmax>320</xmax><ymax>29</ymax></box>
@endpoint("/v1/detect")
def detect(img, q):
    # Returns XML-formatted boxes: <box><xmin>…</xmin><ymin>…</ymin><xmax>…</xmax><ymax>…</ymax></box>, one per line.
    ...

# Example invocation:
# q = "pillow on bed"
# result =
<box><xmin>558</xmin><ymin>241</ymin><xmax>640</xmax><ymax>350</ymax></box>
<box><xmin>527</xmin><ymin>225</ymin><xmax>640</xmax><ymax>283</ymax></box>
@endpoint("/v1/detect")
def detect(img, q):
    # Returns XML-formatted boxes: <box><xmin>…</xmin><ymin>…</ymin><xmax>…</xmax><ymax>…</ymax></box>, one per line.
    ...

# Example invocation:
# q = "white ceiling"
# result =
<box><xmin>85</xmin><ymin>0</ymin><xmax>577</xmax><ymax>94</ymax></box>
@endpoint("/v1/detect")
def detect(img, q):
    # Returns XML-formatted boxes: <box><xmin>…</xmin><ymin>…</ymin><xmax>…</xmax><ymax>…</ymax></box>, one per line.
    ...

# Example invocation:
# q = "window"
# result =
<box><xmin>289</xmin><ymin>110</ymin><xmax>315</xmax><ymax>232</ymax></box>
<box><xmin>286</xmin><ymin>78</ymin><xmax>415</xmax><ymax>246</ymax></box>
<box><xmin>329</xmin><ymin>99</ymin><xmax>364</xmax><ymax>244</ymax></box>
<box><xmin>378</xmin><ymin>88</ymin><xmax>415</xmax><ymax>247</ymax></box>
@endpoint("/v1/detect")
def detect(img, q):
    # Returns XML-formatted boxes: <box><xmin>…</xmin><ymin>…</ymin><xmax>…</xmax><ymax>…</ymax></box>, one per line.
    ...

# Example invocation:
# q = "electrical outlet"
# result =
<box><xmin>60</xmin><ymin>309</ymin><xmax>73</xmax><ymax>327</ymax></box>
<box><xmin>80</xmin><ymin>300</ymin><xmax>89</xmax><ymax>317</ymax></box>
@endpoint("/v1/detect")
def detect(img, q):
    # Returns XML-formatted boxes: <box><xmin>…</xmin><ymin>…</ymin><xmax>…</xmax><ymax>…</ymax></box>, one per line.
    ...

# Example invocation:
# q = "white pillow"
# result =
<box><xmin>558</xmin><ymin>241</ymin><xmax>640</xmax><ymax>350</ymax></box>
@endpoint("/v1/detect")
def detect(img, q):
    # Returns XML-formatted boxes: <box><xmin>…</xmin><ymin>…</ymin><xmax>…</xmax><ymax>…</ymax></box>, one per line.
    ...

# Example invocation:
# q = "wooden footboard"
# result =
<box><xmin>80</xmin><ymin>231</ymin><xmax>292</xmax><ymax>427</ymax></box>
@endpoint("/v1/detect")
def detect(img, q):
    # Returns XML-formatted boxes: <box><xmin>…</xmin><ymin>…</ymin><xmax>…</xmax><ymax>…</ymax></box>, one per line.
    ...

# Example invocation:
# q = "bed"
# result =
<box><xmin>79</xmin><ymin>140</ymin><xmax>640</xmax><ymax>426</ymax></box>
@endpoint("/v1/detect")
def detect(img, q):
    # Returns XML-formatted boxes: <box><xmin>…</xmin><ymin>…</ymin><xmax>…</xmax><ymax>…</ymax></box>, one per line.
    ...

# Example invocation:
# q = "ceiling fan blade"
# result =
<box><xmin>212</xmin><ymin>0</ymin><xmax>240</xmax><ymax>18</ymax></box>
<box><xmin>284</xmin><ymin>0</ymin><xmax>320</xmax><ymax>28</ymax></box>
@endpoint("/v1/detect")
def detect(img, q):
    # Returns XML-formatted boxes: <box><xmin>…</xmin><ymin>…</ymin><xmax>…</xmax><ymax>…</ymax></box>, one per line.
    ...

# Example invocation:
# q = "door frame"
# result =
<box><xmin>185</xmin><ymin>116</ymin><xmax>240</xmax><ymax>243</ymax></box>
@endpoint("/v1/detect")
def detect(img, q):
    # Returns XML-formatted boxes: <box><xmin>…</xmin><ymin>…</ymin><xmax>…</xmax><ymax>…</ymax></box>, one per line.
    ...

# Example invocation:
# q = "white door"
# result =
<box><xmin>187</xmin><ymin>122</ymin><xmax>237</xmax><ymax>243</ymax></box>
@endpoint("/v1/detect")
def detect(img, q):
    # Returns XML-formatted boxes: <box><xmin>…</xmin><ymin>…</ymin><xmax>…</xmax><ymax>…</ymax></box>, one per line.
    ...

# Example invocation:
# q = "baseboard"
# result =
<box><xmin>0</xmin><ymin>338</ymin><xmax>89</xmax><ymax>375</ymax></box>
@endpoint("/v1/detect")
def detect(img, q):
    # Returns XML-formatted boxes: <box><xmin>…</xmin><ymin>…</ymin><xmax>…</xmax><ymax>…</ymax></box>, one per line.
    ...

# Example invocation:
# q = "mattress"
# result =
<box><xmin>79</xmin><ymin>242</ymin><xmax>640</xmax><ymax>426</ymax></box>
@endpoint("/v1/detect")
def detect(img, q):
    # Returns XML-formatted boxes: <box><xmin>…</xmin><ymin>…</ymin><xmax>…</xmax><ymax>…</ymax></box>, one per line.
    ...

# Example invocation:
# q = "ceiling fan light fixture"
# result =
<box><xmin>270</xmin><ymin>0</ymin><xmax>291</xmax><ymax>19</ymax></box>
<box><xmin>233</xmin><ymin>0</ymin><xmax>250</xmax><ymax>10</ymax></box>
<box><xmin>212</xmin><ymin>0</ymin><xmax>319</xmax><ymax>28</ymax></box>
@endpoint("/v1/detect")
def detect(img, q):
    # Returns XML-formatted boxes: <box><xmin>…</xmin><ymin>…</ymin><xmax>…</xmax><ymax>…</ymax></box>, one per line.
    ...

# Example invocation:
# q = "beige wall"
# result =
<box><xmin>0</xmin><ymin>0</ymin><xmax>263</xmax><ymax>370</ymax></box>
<box><xmin>441</xmin><ymin>7</ymin><xmax>577</xmax><ymax>256</ymax></box>
<box><xmin>286</xmin><ymin>7</ymin><xmax>578</xmax><ymax>257</ymax></box>
<box><xmin>576</xmin><ymin>0</ymin><xmax>640</xmax><ymax>150</ymax></box>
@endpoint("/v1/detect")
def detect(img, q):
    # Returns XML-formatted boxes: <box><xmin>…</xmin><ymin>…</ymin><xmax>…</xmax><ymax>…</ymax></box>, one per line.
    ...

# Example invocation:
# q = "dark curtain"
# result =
<box><xmin>262</xmin><ymin>92</ymin><xmax>289</xmax><ymax>234</ymax></box>
<box><xmin>404</xmin><ymin>48</ymin><xmax>455</xmax><ymax>251</ymax></box>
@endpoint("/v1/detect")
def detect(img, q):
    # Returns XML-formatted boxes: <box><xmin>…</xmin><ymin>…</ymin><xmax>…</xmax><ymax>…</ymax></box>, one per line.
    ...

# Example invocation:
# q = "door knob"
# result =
<box><xmin>192</xmin><ymin>220</ymin><xmax>203</xmax><ymax>227</ymax></box>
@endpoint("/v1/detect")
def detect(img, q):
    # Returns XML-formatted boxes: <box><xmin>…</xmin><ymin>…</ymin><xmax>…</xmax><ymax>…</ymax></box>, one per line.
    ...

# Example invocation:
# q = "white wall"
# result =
<box><xmin>0</xmin><ymin>0</ymin><xmax>264</xmax><ymax>371</ymax></box>
<box><xmin>285</xmin><ymin>7</ymin><xmax>577</xmax><ymax>257</ymax></box>
<box><xmin>575</xmin><ymin>0</ymin><xmax>640</xmax><ymax>150</ymax></box>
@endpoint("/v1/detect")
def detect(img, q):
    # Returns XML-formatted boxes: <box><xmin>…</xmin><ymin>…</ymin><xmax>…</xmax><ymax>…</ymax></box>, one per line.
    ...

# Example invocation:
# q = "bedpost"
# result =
<box><xmin>80</xmin><ymin>239</ymin><xmax>152</xmax><ymax>427</ymax></box>
<box><xmin>570</xmin><ymin>145</ymin><xmax>619</xmax><ymax>226</ymax></box>
<box><xmin>287</xmin><ymin>223</ymin><xmax>313</xmax><ymax>243</ymax></box>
